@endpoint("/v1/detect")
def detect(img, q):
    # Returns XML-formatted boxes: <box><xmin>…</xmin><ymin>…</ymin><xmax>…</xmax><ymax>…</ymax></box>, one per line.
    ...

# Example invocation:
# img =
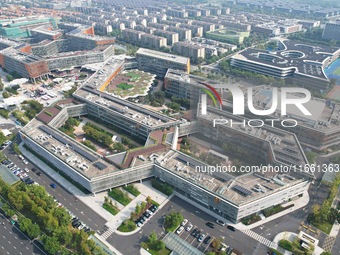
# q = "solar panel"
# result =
<box><xmin>39</xmin><ymin>125</ymin><xmax>97</xmax><ymax>162</ymax></box>
<box><xmin>94</xmin><ymin>161</ymin><xmax>108</xmax><ymax>170</ymax></box>
<box><xmin>233</xmin><ymin>185</ymin><xmax>252</xmax><ymax>197</ymax></box>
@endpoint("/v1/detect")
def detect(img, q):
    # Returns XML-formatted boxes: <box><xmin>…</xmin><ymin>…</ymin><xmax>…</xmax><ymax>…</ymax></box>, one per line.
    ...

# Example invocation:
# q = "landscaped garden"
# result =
<box><xmin>164</xmin><ymin>211</ymin><xmax>184</xmax><ymax>232</ymax></box>
<box><xmin>108</xmin><ymin>188</ymin><xmax>132</xmax><ymax>206</ymax></box>
<box><xmin>151</xmin><ymin>179</ymin><xmax>173</xmax><ymax>196</ymax></box>
<box><xmin>141</xmin><ymin>232</ymin><xmax>171</xmax><ymax>255</ymax></box>
<box><xmin>102</xmin><ymin>196</ymin><xmax>120</xmax><ymax>215</ymax></box>
<box><xmin>106</xmin><ymin>70</ymin><xmax>155</xmax><ymax>99</ymax></box>
<box><xmin>123</xmin><ymin>184</ymin><xmax>141</xmax><ymax>196</ymax></box>
<box><xmin>117</xmin><ymin>83</ymin><xmax>134</xmax><ymax>90</ymax></box>
<box><xmin>307</xmin><ymin>174</ymin><xmax>340</xmax><ymax>234</ymax></box>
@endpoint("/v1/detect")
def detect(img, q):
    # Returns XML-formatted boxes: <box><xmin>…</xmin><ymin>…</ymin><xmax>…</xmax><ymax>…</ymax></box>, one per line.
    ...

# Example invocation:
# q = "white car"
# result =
<box><xmin>181</xmin><ymin>219</ymin><xmax>188</xmax><ymax>226</ymax></box>
<box><xmin>24</xmin><ymin>168</ymin><xmax>29</xmax><ymax>173</ymax></box>
<box><xmin>186</xmin><ymin>223</ymin><xmax>193</xmax><ymax>231</ymax></box>
<box><xmin>23</xmin><ymin>160</ymin><xmax>28</xmax><ymax>165</ymax></box>
<box><xmin>176</xmin><ymin>226</ymin><xmax>184</xmax><ymax>235</ymax></box>
<box><xmin>18</xmin><ymin>155</ymin><xmax>24</xmax><ymax>160</ymax></box>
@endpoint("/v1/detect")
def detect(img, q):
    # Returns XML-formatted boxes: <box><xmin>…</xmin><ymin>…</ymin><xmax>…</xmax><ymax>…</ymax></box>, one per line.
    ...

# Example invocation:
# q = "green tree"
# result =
<box><xmin>13</xmin><ymin>143</ymin><xmax>21</xmax><ymax>155</ymax></box>
<box><xmin>43</xmin><ymin>236</ymin><xmax>61</xmax><ymax>254</ymax></box>
<box><xmin>2</xmin><ymin>91</ymin><xmax>10</xmax><ymax>98</ymax></box>
<box><xmin>27</xmin><ymin>223</ymin><xmax>40</xmax><ymax>239</ymax></box>
<box><xmin>6</xmin><ymin>74</ymin><xmax>13</xmax><ymax>82</ymax></box>
<box><xmin>0</xmin><ymin>131</ymin><xmax>6</xmax><ymax>145</ymax></box>
<box><xmin>148</xmin><ymin>231</ymin><xmax>158</xmax><ymax>244</ymax></box>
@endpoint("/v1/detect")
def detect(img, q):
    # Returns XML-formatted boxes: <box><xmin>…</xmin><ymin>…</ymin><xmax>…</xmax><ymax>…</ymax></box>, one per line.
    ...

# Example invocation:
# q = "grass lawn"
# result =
<box><xmin>334</xmin><ymin>67</ymin><xmax>340</xmax><ymax>76</ymax></box>
<box><xmin>122</xmin><ymin>185</ymin><xmax>140</xmax><ymax>196</ymax></box>
<box><xmin>117</xmin><ymin>219</ymin><xmax>136</xmax><ymax>232</ymax></box>
<box><xmin>108</xmin><ymin>189</ymin><xmax>132</xmax><ymax>206</ymax></box>
<box><xmin>146</xmin><ymin>248</ymin><xmax>171</xmax><ymax>255</ymax></box>
<box><xmin>117</xmin><ymin>83</ymin><xmax>134</xmax><ymax>90</ymax></box>
<box><xmin>312</xmin><ymin>221</ymin><xmax>332</xmax><ymax>234</ymax></box>
<box><xmin>126</xmin><ymin>72</ymin><xmax>141</xmax><ymax>81</ymax></box>
<box><xmin>166</xmin><ymin>223</ymin><xmax>180</xmax><ymax>233</ymax></box>
<box><xmin>151</xmin><ymin>200</ymin><xmax>160</xmax><ymax>207</ymax></box>
<box><xmin>103</xmin><ymin>202</ymin><xmax>119</xmax><ymax>215</ymax></box>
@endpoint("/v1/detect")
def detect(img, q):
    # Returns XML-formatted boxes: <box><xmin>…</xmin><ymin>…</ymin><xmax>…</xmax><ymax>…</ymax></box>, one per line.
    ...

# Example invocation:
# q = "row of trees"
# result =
<box><xmin>164</xmin><ymin>210</ymin><xmax>184</xmax><ymax>232</ymax></box>
<box><xmin>21</xmin><ymin>100</ymin><xmax>44</xmax><ymax>120</ymax></box>
<box><xmin>83</xmin><ymin>123</ymin><xmax>113</xmax><ymax>147</ymax></box>
<box><xmin>308</xmin><ymin>174</ymin><xmax>340</xmax><ymax>230</ymax></box>
<box><xmin>0</xmin><ymin>178</ymin><xmax>107</xmax><ymax>255</ymax></box>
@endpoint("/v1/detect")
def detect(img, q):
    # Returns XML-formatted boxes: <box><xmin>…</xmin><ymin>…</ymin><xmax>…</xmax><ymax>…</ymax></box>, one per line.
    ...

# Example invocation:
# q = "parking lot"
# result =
<box><xmin>1</xmin><ymin>141</ymin><xmax>107</xmax><ymax>231</ymax></box>
<box><xmin>107</xmin><ymin>196</ymin><xmax>268</xmax><ymax>255</ymax></box>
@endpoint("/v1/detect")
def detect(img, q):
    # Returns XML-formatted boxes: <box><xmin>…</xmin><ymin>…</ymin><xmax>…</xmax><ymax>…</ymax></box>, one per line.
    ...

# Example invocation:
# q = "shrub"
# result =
<box><xmin>151</xmin><ymin>179</ymin><xmax>173</xmax><ymax>196</ymax></box>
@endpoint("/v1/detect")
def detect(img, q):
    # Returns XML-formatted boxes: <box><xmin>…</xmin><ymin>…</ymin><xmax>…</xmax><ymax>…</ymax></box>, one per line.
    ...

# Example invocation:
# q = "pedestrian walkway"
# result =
<box><xmin>100</xmin><ymin>227</ymin><xmax>115</xmax><ymax>240</ymax></box>
<box><xmin>235</xmin><ymin>191</ymin><xmax>310</xmax><ymax>230</ymax></box>
<box><xmin>322</xmin><ymin>236</ymin><xmax>336</xmax><ymax>252</ymax></box>
<box><xmin>106</xmin><ymin>194</ymin><xmax>146</xmax><ymax>230</ymax></box>
<box><xmin>240</xmin><ymin>229</ymin><xmax>276</xmax><ymax>248</ymax></box>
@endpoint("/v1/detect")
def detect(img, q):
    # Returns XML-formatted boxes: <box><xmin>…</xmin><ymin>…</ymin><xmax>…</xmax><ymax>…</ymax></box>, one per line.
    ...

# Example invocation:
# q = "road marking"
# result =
<box><xmin>13</xmin><ymin>246</ymin><xmax>16</xmax><ymax>249</ymax></box>
<box><xmin>26</xmin><ymin>247</ymin><xmax>29</xmax><ymax>250</ymax></box>
<box><xmin>9</xmin><ymin>232</ymin><xmax>11</xmax><ymax>234</ymax></box>
<box><xmin>1</xmin><ymin>246</ymin><xmax>3</xmax><ymax>249</ymax></box>
<box><xmin>21</xmin><ymin>242</ymin><xmax>23</xmax><ymax>245</ymax></box>
<box><xmin>8</xmin><ymin>241</ymin><xmax>11</xmax><ymax>244</ymax></box>
<box><xmin>15</xmin><ymin>236</ymin><xmax>17</xmax><ymax>239</ymax></box>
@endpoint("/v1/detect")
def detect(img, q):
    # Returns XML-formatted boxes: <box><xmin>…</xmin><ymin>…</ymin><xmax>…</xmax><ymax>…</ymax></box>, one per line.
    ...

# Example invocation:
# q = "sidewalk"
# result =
<box><xmin>109</xmin><ymin>180</ymin><xmax>171</xmax><ymax>232</ymax></box>
<box><xmin>235</xmin><ymin>190</ymin><xmax>310</xmax><ymax>230</ymax></box>
<box><xmin>106</xmin><ymin>194</ymin><xmax>146</xmax><ymax>230</ymax></box>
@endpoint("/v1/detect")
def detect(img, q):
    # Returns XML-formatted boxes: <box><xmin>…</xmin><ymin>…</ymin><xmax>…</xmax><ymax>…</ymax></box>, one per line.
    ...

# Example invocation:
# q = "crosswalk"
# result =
<box><xmin>100</xmin><ymin>227</ymin><xmax>115</xmax><ymax>240</ymax></box>
<box><xmin>240</xmin><ymin>229</ymin><xmax>276</xmax><ymax>248</ymax></box>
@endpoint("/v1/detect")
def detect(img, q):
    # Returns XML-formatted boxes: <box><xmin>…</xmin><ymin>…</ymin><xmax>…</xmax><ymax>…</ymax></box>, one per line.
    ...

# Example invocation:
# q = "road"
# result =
<box><xmin>252</xmin><ymin>155</ymin><xmax>332</xmax><ymax>248</ymax></box>
<box><xmin>108</xmin><ymin>196</ymin><xmax>268</xmax><ymax>255</ymax></box>
<box><xmin>0</xmin><ymin>212</ymin><xmax>45</xmax><ymax>255</ymax></box>
<box><xmin>2</xmin><ymin>142</ymin><xmax>107</xmax><ymax>231</ymax></box>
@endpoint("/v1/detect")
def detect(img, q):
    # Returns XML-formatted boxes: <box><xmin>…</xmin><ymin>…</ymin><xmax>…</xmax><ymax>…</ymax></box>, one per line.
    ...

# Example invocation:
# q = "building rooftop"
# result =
<box><xmin>0</xmin><ymin>47</ymin><xmax>44</xmax><ymax>63</ymax></box>
<box><xmin>136</xmin><ymin>48</ymin><xmax>189</xmax><ymax>65</ymax></box>
<box><xmin>232</xmin><ymin>40</ymin><xmax>340</xmax><ymax>80</ymax></box>
<box><xmin>21</xmin><ymin>118</ymin><xmax>118</xmax><ymax>180</ymax></box>
<box><xmin>244</xmin><ymin>86</ymin><xmax>340</xmax><ymax>132</ymax></box>
<box><xmin>198</xmin><ymin>106</ymin><xmax>309</xmax><ymax>168</ymax></box>
<box><xmin>158</xmin><ymin>150</ymin><xmax>308</xmax><ymax>206</ymax></box>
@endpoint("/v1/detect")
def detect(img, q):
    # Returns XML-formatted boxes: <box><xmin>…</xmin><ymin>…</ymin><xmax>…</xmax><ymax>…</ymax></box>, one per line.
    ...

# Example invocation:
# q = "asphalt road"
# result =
<box><xmin>252</xmin><ymin>155</ymin><xmax>332</xmax><ymax>247</ymax></box>
<box><xmin>0</xmin><ymin>212</ymin><xmax>45</xmax><ymax>255</ymax></box>
<box><xmin>2</xmin><ymin>143</ymin><xmax>107</xmax><ymax>231</ymax></box>
<box><xmin>108</xmin><ymin>196</ymin><xmax>268</xmax><ymax>255</ymax></box>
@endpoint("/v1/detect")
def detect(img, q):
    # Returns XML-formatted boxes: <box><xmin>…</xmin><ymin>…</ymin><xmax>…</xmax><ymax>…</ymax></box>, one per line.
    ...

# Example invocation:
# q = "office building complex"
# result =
<box><xmin>20</xmin><ymin>62</ymin><xmax>313</xmax><ymax>223</ymax></box>
<box><xmin>231</xmin><ymin>39</ymin><xmax>340</xmax><ymax>91</ymax></box>
<box><xmin>0</xmin><ymin>16</ymin><xmax>59</xmax><ymax>38</ymax></box>
<box><xmin>322</xmin><ymin>21</ymin><xmax>340</xmax><ymax>41</ymax></box>
<box><xmin>136</xmin><ymin>48</ymin><xmax>190</xmax><ymax>77</ymax></box>
<box><xmin>0</xmin><ymin>46</ymin><xmax>49</xmax><ymax>82</ymax></box>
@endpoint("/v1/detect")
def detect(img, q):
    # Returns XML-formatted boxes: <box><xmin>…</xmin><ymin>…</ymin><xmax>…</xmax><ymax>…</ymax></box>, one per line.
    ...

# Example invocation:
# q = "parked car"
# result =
<box><xmin>143</xmin><ymin>212</ymin><xmax>151</xmax><ymax>218</ymax></box>
<box><xmin>216</xmin><ymin>219</ymin><xmax>226</xmax><ymax>226</ymax></box>
<box><xmin>181</xmin><ymin>219</ymin><xmax>188</xmax><ymax>226</ymax></box>
<box><xmin>198</xmin><ymin>233</ymin><xmax>206</xmax><ymax>242</ymax></box>
<box><xmin>203</xmin><ymin>236</ymin><xmax>212</xmax><ymax>244</ymax></box>
<box><xmin>176</xmin><ymin>226</ymin><xmax>184</xmax><ymax>235</ymax></box>
<box><xmin>186</xmin><ymin>223</ymin><xmax>193</xmax><ymax>231</ymax></box>
<box><xmin>36</xmin><ymin>172</ymin><xmax>42</xmax><ymax>176</ymax></box>
<box><xmin>191</xmin><ymin>228</ymin><xmax>198</xmax><ymax>237</ymax></box>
